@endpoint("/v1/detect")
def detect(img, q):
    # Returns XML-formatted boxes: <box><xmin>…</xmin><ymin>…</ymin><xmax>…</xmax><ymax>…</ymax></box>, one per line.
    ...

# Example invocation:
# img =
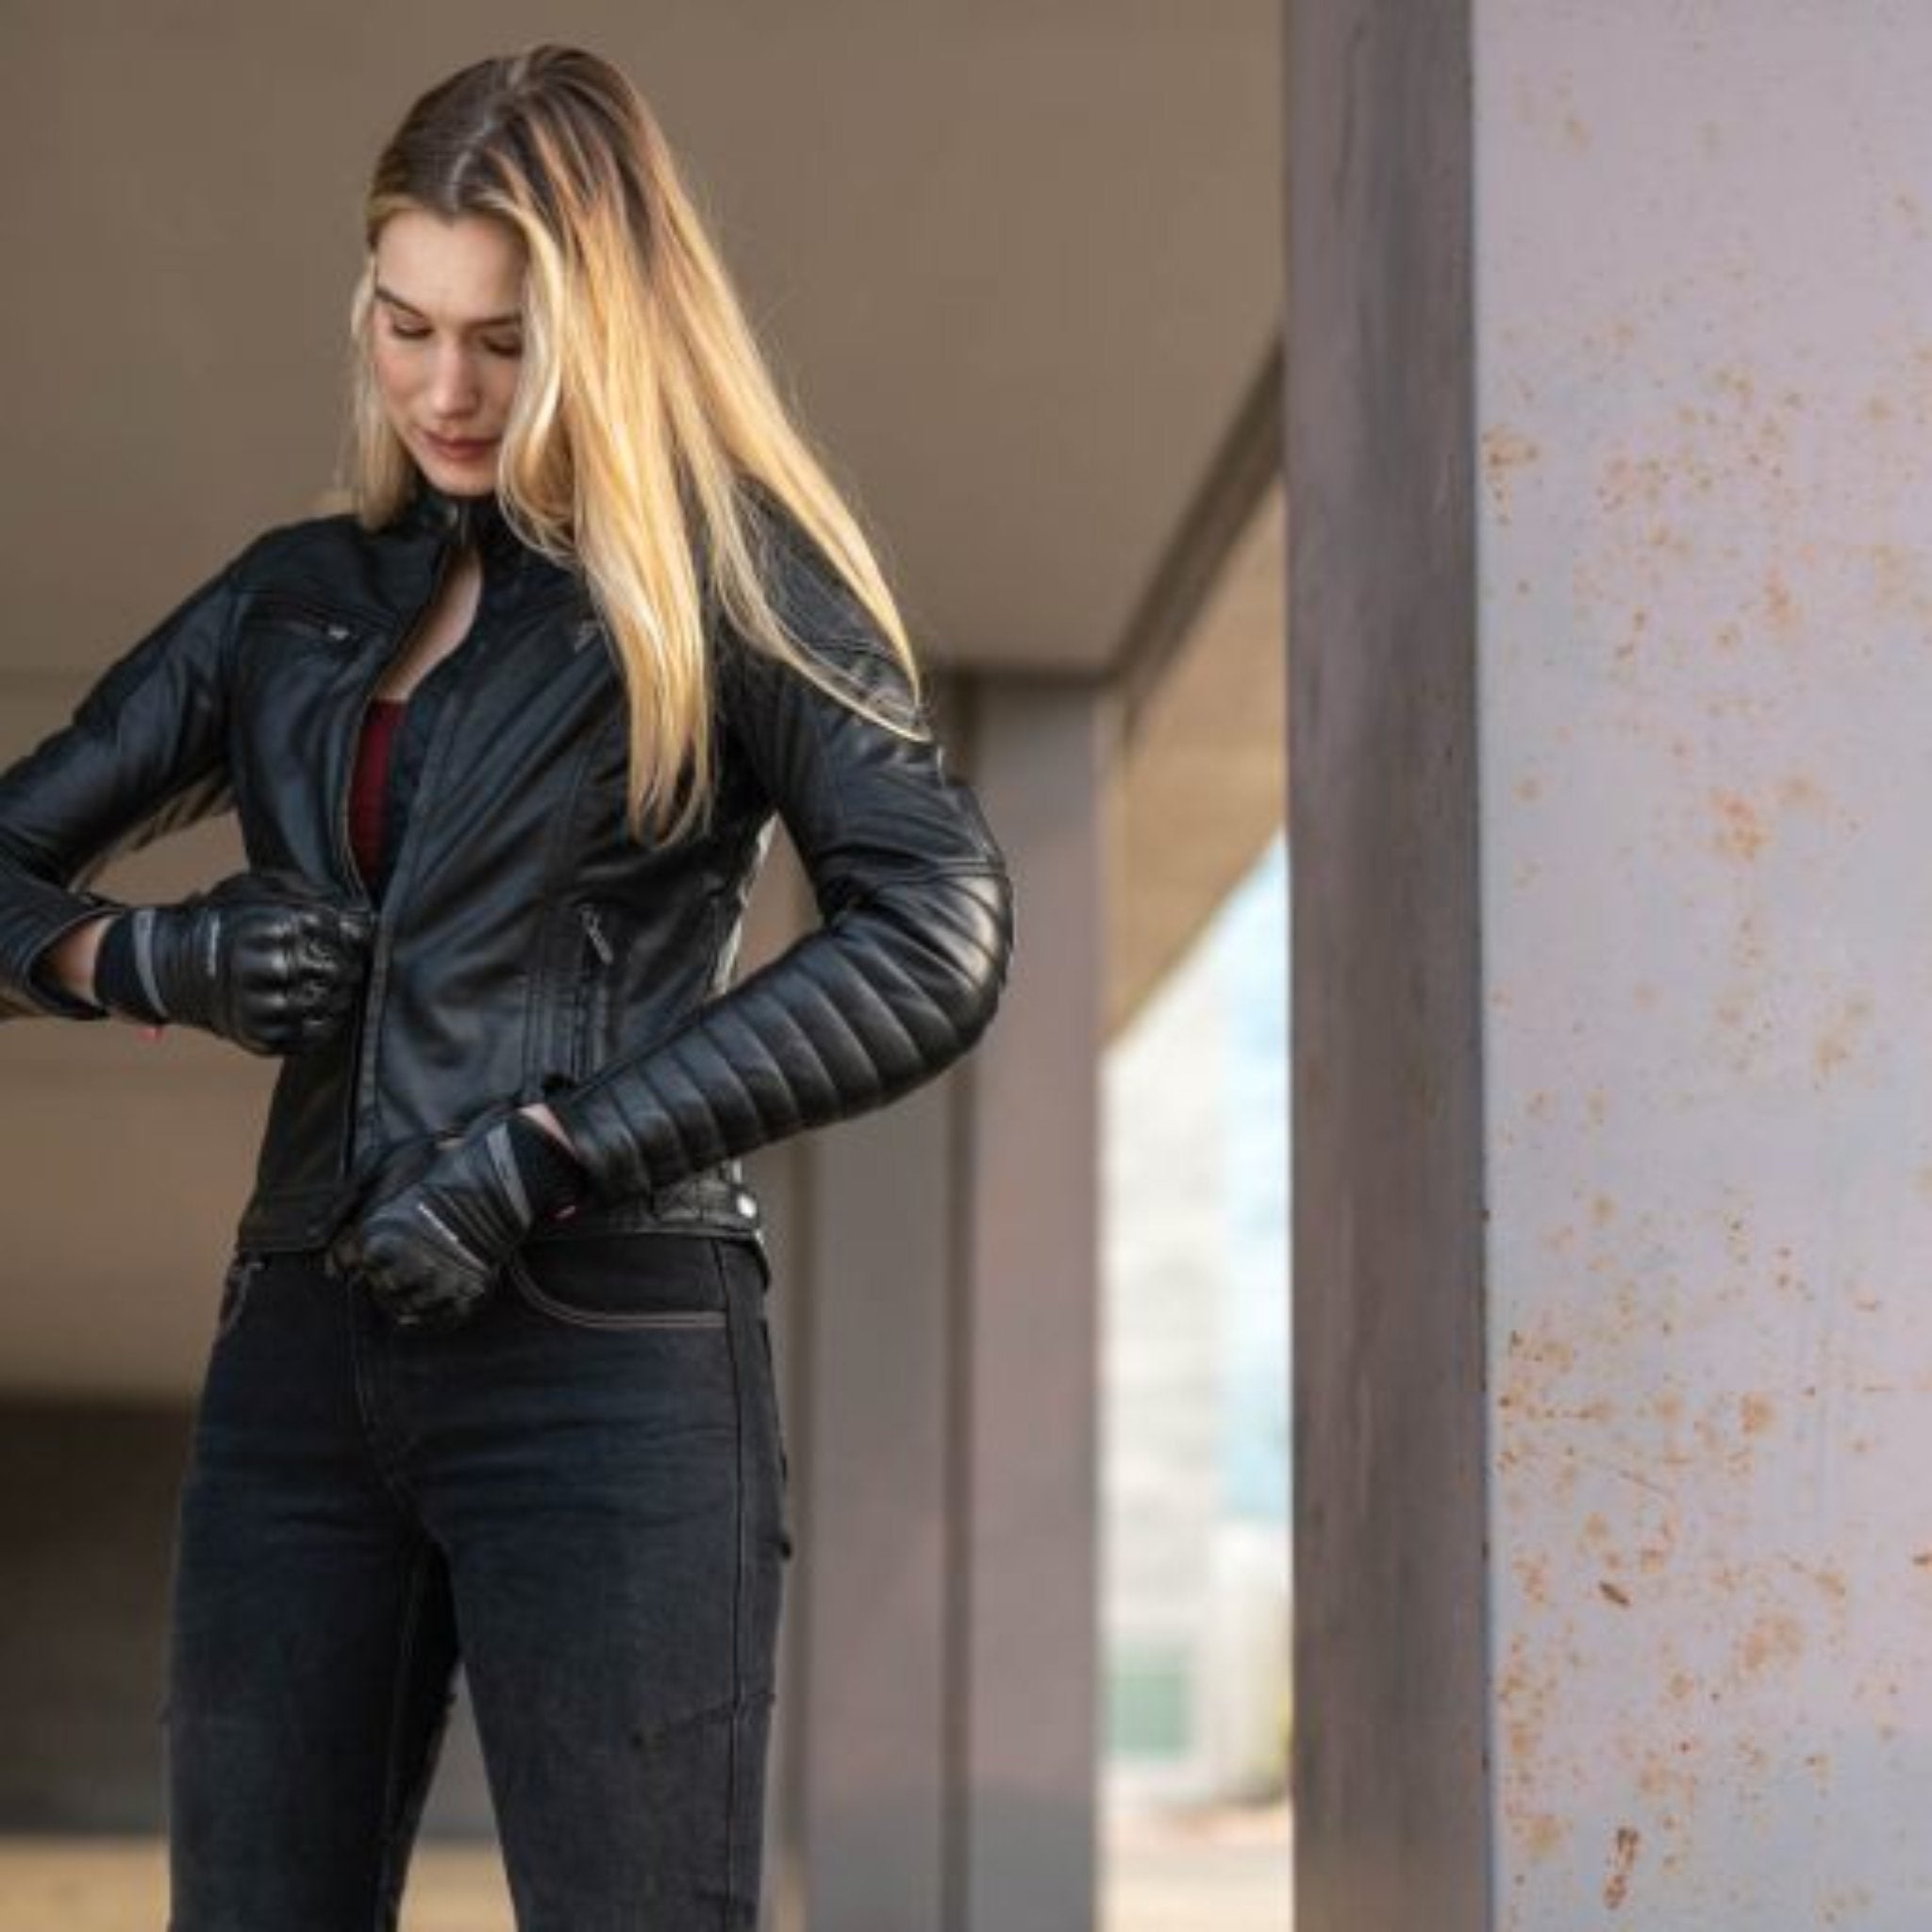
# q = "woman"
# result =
<box><xmin>0</xmin><ymin>43</ymin><xmax>1012</xmax><ymax>1930</ymax></box>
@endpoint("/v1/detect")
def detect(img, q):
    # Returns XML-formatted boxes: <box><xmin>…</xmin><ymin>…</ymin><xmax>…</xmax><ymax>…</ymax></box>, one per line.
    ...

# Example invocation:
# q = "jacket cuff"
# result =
<box><xmin>13</xmin><ymin>897</ymin><xmax>128</xmax><ymax>1021</ymax></box>
<box><xmin>543</xmin><ymin>1074</ymin><xmax>687</xmax><ymax>1204</ymax></box>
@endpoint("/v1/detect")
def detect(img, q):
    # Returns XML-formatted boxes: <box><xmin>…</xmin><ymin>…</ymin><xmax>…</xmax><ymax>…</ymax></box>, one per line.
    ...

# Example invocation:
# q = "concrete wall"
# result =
<box><xmin>0</xmin><ymin>1404</ymin><xmax>189</xmax><ymax>1830</ymax></box>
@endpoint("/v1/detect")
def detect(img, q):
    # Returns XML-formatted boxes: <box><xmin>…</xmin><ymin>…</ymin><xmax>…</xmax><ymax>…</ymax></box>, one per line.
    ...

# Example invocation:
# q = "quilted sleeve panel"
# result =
<box><xmin>548</xmin><ymin>523</ymin><xmax>1015</xmax><ymax>1198</ymax></box>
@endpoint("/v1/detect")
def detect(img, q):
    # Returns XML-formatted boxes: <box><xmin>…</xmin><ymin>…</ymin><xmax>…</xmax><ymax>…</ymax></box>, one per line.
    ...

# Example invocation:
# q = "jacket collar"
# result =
<box><xmin>396</xmin><ymin>475</ymin><xmax>528</xmax><ymax>568</ymax></box>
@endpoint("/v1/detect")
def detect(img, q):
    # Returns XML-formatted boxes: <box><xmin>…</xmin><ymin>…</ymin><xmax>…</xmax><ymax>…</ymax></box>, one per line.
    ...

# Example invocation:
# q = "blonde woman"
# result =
<box><xmin>0</xmin><ymin>43</ymin><xmax>1012</xmax><ymax>1928</ymax></box>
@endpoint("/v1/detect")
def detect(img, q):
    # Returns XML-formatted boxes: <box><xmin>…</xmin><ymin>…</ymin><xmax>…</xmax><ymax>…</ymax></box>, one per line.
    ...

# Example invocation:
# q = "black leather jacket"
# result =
<box><xmin>0</xmin><ymin>482</ymin><xmax>1015</xmax><ymax>1261</ymax></box>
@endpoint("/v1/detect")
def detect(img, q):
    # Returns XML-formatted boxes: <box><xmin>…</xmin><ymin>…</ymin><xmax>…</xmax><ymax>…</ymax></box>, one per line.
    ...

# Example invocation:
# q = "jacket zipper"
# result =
<box><xmin>334</xmin><ymin>532</ymin><xmax>465</xmax><ymax>1182</ymax></box>
<box><xmin>336</xmin><ymin>552</ymin><xmax>458</xmax><ymax>898</ymax></box>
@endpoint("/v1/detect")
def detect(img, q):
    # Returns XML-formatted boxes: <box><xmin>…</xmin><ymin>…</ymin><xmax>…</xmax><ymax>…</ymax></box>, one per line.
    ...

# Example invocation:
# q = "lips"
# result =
<box><xmin>423</xmin><ymin>430</ymin><xmax>498</xmax><ymax>461</ymax></box>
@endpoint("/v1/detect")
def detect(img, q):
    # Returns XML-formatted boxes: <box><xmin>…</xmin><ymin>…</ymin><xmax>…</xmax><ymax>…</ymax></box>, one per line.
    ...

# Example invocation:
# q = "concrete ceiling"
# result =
<box><xmin>0</xmin><ymin>0</ymin><xmax>1281</xmax><ymax>678</ymax></box>
<box><xmin>0</xmin><ymin>1</ymin><xmax>1283</xmax><ymax>1397</ymax></box>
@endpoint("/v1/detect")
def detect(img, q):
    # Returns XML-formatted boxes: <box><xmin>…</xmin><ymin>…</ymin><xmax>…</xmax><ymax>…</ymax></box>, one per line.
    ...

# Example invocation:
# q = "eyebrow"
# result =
<box><xmin>373</xmin><ymin>283</ymin><xmax>523</xmax><ymax>329</ymax></box>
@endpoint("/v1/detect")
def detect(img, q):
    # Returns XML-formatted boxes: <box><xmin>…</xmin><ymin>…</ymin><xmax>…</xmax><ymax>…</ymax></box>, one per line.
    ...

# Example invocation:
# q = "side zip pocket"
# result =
<box><xmin>569</xmin><ymin>902</ymin><xmax>619</xmax><ymax>1078</ymax></box>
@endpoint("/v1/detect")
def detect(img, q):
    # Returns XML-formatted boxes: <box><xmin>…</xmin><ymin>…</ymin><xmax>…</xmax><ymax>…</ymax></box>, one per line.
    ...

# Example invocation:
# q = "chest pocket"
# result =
<box><xmin>242</xmin><ymin>592</ymin><xmax>374</xmax><ymax>649</ymax></box>
<box><xmin>228</xmin><ymin>593</ymin><xmax>383</xmax><ymax>852</ymax></box>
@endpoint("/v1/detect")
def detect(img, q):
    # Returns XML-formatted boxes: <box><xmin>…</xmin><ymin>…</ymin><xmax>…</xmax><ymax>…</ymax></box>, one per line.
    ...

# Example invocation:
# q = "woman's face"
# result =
<box><xmin>369</xmin><ymin>208</ymin><xmax>526</xmax><ymax>496</ymax></box>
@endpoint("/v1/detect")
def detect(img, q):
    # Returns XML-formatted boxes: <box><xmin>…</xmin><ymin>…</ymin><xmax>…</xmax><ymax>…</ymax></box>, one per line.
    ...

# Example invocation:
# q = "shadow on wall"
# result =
<box><xmin>0</xmin><ymin>1397</ymin><xmax>508</xmax><ymax>1836</ymax></box>
<box><xmin>0</xmin><ymin>1401</ymin><xmax>192</xmax><ymax>1831</ymax></box>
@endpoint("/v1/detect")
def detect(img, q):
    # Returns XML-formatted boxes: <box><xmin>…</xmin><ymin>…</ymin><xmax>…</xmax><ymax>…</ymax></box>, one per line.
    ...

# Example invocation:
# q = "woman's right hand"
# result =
<box><xmin>99</xmin><ymin>869</ymin><xmax>375</xmax><ymax>1056</ymax></box>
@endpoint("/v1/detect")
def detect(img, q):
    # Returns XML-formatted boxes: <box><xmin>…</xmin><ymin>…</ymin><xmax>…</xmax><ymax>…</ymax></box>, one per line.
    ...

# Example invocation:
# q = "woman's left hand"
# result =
<box><xmin>324</xmin><ymin>1110</ymin><xmax>535</xmax><ymax>1330</ymax></box>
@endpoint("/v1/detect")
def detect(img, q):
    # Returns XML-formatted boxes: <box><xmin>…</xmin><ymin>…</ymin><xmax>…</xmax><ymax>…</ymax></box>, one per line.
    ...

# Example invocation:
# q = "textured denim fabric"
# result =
<box><xmin>161</xmin><ymin>1229</ymin><xmax>791</xmax><ymax>1931</ymax></box>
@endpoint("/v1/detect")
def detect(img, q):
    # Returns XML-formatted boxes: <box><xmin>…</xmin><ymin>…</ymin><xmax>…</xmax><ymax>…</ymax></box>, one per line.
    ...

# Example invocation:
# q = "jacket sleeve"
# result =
<box><xmin>0</xmin><ymin>546</ymin><xmax>252</xmax><ymax>1021</ymax></box>
<box><xmin>547</xmin><ymin>530</ymin><xmax>1016</xmax><ymax>1200</ymax></box>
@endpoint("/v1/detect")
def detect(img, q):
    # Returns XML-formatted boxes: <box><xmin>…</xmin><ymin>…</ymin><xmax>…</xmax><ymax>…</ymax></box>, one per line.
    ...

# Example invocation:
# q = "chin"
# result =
<box><xmin>418</xmin><ymin>447</ymin><xmax>501</xmax><ymax>493</ymax></box>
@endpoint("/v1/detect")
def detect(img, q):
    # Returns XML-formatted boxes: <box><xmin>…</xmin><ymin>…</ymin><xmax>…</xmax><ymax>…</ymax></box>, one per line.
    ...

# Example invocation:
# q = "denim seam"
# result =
<box><xmin>625</xmin><ymin>1683</ymin><xmax>772</xmax><ymax>1752</ymax></box>
<box><xmin>342</xmin><ymin>1279</ymin><xmax>427</xmax><ymax>1525</ymax></box>
<box><xmin>371</xmin><ymin>1542</ymin><xmax>431</xmax><ymax>1929</ymax></box>
<box><xmin>720</xmin><ymin>1237</ymin><xmax>748</xmax><ymax>1928</ymax></box>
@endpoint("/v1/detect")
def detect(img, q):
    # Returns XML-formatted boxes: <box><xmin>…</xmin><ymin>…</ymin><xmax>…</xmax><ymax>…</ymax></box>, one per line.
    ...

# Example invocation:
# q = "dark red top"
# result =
<box><xmin>349</xmin><ymin>699</ymin><xmax>408</xmax><ymax>887</ymax></box>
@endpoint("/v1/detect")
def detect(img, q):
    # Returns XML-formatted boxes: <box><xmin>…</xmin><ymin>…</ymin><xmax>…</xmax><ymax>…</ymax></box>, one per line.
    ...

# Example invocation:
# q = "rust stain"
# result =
<box><xmin>1513</xmin><ymin>1554</ymin><xmax>1551</xmax><ymax>1607</ymax></box>
<box><xmin>1612</xmin><ymin>606</ymin><xmax>1650</xmax><ymax>674</ymax></box>
<box><xmin>1864</xmin><ymin>541</ymin><xmax>1932</xmax><ymax>621</ymax></box>
<box><xmin>1814</xmin><ymin>995</ymin><xmax>1874</xmax><ymax>1080</ymax></box>
<box><xmin>1737</xmin><ymin>1611</ymin><xmax>1806</xmax><ymax>1674</ymax></box>
<box><xmin>1603</xmin><ymin>1825</ymin><xmax>1641</xmax><ymax>1910</ymax></box>
<box><xmin>1482</xmin><ymin>426</ymin><xmax>1541</xmax><ymax>521</ymax></box>
<box><xmin>1708</xmin><ymin>789</ymin><xmax>1767</xmax><ymax>861</ymax></box>
<box><xmin>1711</xmin><ymin>366</ymin><xmax>1757</xmax><ymax>408</ymax></box>
<box><xmin>1739</xmin><ymin>1394</ymin><xmax>1774</xmax><ymax>1437</ymax></box>
<box><xmin>1523</xmin><ymin>1812</ymin><xmax>1567</xmax><ymax>1861</ymax></box>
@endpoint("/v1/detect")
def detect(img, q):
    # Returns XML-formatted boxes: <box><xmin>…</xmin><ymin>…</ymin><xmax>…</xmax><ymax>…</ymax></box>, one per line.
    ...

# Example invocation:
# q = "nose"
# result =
<box><xmin>425</xmin><ymin>342</ymin><xmax>482</xmax><ymax>420</ymax></box>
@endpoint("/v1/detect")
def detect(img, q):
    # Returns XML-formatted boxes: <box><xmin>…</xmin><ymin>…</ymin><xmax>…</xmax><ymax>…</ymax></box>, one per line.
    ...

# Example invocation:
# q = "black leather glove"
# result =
<box><xmin>97</xmin><ymin>868</ymin><xmax>373</xmax><ymax>1056</ymax></box>
<box><xmin>323</xmin><ymin>1108</ymin><xmax>536</xmax><ymax>1332</ymax></box>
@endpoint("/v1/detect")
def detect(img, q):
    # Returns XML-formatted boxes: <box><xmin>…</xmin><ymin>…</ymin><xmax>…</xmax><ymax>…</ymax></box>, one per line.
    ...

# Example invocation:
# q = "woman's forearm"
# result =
<box><xmin>39</xmin><ymin>914</ymin><xmax>114</xmax><ymax>1008</ymax></box>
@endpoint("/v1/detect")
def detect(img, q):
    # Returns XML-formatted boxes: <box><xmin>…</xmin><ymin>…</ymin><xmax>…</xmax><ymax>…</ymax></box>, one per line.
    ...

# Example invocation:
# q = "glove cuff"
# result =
<box><xmin>93</xmin><ymin>910</ymin><xmax>171</xmax><ymax>1024</ymax></box>
<box><xmin>505</xmin><ymin>1111</ymin><xmax>592</xmax><ymax>1222</ymax></box>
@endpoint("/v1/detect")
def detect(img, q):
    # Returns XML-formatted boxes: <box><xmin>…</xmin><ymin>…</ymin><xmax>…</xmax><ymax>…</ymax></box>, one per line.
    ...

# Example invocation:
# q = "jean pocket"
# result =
<box><xmin>505</xmin><ymin>1230</ymin><xmax>732</xmax><ymax>1331</ymax></box>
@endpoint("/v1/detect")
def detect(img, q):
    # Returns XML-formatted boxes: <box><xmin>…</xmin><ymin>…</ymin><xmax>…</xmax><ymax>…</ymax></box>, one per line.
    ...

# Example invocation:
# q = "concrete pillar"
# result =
<box><xmin>767</xmin><ymin>673</ymin><xmax>1103</xmax><ymax>1932</ymax></box>
<box><xmin>958</xmin><ymin>677</ymin><xmax>1103</xmax><ymax>1932</ymax></box>
<box><xmin>1291</xmin><ymin>3</ymin><xmax>1932</xmax><ymax>1926</ymax></box>
<box><xmin>1286</xmin><ymin>3</ymin><xmax>1488</xmax><ymax>1926</ymax></box>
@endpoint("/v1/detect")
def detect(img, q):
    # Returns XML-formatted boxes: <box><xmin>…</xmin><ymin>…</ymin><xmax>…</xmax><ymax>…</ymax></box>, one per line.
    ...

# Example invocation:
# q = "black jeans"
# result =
<box><xmin>161</xmin><ymin>1227</ymin><xmax>791</xmax><ymax>1931</ymax></box>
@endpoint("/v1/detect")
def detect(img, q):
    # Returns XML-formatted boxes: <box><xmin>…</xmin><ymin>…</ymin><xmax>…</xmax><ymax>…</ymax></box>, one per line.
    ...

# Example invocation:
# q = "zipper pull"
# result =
<box><xmin>579</xmin><ymin>905</ymin><xmax>614</xmax><ymax>965</ymax></box>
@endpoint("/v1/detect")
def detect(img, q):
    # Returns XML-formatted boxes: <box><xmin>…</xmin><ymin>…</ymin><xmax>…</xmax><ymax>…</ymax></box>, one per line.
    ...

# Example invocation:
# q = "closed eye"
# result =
<box><xmin>384</xmin><ymin>321</ymin><xmax>522</xmax><ymax>358</ymax></box>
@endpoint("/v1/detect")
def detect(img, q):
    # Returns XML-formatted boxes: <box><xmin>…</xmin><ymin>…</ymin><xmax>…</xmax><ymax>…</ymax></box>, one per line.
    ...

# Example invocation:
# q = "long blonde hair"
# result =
<box><xmin>343</xmin><ymin>43</ymin><xmax>927</xmax><ymax>844</ymax></box>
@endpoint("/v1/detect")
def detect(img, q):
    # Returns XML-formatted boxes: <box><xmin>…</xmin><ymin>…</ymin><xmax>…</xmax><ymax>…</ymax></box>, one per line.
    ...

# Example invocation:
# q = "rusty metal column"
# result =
<box><xmin>1294</xmin><ymin>2</ymin><xmax>1932</xmax><ymax>1927</ymax></box>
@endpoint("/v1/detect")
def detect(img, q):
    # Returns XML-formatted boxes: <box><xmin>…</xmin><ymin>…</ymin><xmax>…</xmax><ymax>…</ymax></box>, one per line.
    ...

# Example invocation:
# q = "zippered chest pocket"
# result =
<box><xmin>561</xmin><ymin>900</ymin><xmax>625</xmax><ymax>1079</ymax></box>
<box><xmin>243</xmin><ymin>593</ymin><xmax>374</xmax><ymax>649</ymax></box>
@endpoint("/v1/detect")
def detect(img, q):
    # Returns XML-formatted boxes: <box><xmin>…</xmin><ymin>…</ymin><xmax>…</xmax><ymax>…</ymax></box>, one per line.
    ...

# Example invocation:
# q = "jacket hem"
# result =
<box><xmin>232</xmin><ymin>1165</ymin><xmax>764</xmax><ymax>1257</ymax></box>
